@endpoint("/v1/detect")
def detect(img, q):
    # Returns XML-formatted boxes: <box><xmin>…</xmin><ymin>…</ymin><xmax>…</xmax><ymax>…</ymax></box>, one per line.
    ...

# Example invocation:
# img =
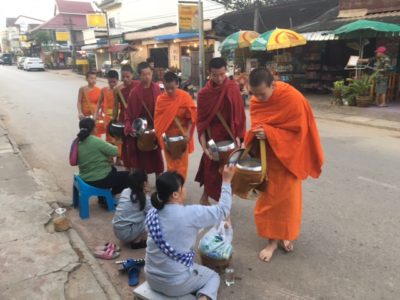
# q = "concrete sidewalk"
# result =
<box><xmin>308</xmin><ymin>94</ymin><xmax>400</xmax><ymax>132</ymax></box>
<box><xmin>0</xmin><ymin>120</ymin><xmax>121</xmax><ymax>300</ymax></box>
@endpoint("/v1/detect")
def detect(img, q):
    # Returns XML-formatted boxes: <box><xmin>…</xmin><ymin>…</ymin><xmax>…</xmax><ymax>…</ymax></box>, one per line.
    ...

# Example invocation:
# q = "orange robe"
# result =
<box><xmin>101</xmin><ymin>87</ymin><xmax>122</xmax><ymax>156</ymax></box>
<box><xmin>154</xmin><ymin>89</ymin><xmax>197</xmax><ymax>180</ymax></box>
<box><xmin>81</xmin><ymin>86</ymin><xmax>104</xmax><ymax>136</ymax></box>
<box><xmin>246</xmin><ymin>81</ymin><xmax>323</xmax><ymax>241</ymax></box>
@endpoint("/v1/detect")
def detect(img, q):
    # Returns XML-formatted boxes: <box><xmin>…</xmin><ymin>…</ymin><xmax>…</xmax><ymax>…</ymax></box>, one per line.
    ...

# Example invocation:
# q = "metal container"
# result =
<box><xmin>108</xmin><ymin>122</ymin><xmax>125</xmax><ymax>138</ymax></box>
<box><xmin>132</xmin><ymin>118</ymin><xmax>148</xmax><ymax>136</ymax></box>
<box><xmin>208</xmin><ymin>139</ymin><xmax>236</xmax><ymax>162</ymax></box>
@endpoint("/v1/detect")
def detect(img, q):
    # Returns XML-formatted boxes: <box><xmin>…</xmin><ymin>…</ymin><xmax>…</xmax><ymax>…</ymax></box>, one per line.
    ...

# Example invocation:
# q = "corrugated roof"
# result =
<box><xmin>298</xmin><ymin>11</ymin><xmax>400</xmax><ymax>33</ymax></box>
<box><xmin>55</xmin><ymin>0</ymin><xmax>95</xmax><ymax>14</ymax></box>
<box><xmin>215</xmin><ymin>0</ymin><xmax>339</xmax><ymax>32</ymax></box>
<box><xmin>31</xmin><ymin>14</ymin><xmax>89</xmax><ymax>32</ymax></box>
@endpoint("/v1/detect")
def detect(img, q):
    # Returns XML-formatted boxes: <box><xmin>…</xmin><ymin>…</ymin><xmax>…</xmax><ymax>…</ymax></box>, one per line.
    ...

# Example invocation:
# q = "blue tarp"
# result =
<box><xmin>154</xmin><ymin>32</ymin><xmax>199</xmax><ymax>41</ymax></box>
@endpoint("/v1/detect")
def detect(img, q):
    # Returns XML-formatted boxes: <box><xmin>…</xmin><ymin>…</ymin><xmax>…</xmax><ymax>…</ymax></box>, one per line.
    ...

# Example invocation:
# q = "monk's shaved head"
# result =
<box><xmin>249</xmin><ymin>68</ymin><xmax>275</xmax><ymax>101</ymax></box>
<box><xmin>163</xmin><ymin>71</ymin><xmax>179</xmax><ymax>84</ymax></box>
<box><xmin>249</xmin><ymin>68</ymin><xmax>274</xmax><ymax>88</ymax></box>
<box><xmin>208</xmin><ymin>57</ymin><xmax>227</xmax><ymax>71</ymax></box>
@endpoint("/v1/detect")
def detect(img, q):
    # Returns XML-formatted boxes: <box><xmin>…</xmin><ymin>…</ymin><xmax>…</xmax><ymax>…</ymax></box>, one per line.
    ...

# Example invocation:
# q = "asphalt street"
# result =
<box><xmin>0</xmin><ymin>65</ymin><xmax>399</xmax><ymax>299</ymax></box>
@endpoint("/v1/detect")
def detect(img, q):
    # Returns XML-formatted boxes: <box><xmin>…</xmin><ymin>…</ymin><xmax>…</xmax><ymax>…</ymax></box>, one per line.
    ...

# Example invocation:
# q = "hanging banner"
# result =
<box><xmin>178</xmin><ymin>3</ymin><xmax>199</xmax><ymax>33</ymax></box>
<box><xmin>56</xmin><ymin>32</ymin><xmax>70</xmax><ymax>42</ymax></box>
<box><xmin>87</xmin><ymin>14</ymin><xmax>107</xmax><ymax>28</ymax></box>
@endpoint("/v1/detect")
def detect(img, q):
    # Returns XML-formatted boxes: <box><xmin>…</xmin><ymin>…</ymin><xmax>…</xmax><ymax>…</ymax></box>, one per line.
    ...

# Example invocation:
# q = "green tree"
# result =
<box><xmin>32</xmin><ymin>30</ymin><xmax>51</xmax><ymax>46</ymax></box>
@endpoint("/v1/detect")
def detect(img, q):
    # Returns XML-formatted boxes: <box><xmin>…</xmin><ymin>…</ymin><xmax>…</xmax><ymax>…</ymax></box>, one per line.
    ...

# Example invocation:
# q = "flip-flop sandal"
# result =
<box><xmin>128</xmin><ymin>263</ymin><xmax>140</xmax><ymax>286</ymax></box>
<box><xmin>117</xmin><ymin>258</ymin><xmax>145</xmax><ymax>272</ymax></box>
<box><xmin>94</xmin><ymin>247</ymin><xmax>120</xmax><ymax>260</ymax></box>
<box><xmin>95</xmin><ymin>242</ymin><xmax>121</xmax><ymax>252</ymax></box>
<box><xmin>130</xmin><ymin>240</ymin><xmax>147</xmax><ymax>249</ymax></box>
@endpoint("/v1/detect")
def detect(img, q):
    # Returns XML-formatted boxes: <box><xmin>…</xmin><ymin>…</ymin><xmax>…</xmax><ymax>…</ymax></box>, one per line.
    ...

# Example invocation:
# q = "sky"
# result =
<box><xmin>0</xmin><ymin>0</ymin><xmax>91</xmax><ymax>29</ymax></box>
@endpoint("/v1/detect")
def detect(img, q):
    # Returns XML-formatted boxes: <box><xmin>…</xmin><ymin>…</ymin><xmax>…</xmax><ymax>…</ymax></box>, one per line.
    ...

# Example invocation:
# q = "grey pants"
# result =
<box><xmin>113</xmin><ymin>222</ymin><xmax>145</xmax><ymax>243</ymax></box>
<box><xmin>147</xmin><ymin>264</ymin><xmax>220</xmax><ymax>300</ymax></box>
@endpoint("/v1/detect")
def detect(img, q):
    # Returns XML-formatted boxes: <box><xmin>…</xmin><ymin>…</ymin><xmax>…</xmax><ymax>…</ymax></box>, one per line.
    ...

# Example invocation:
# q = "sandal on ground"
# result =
<box><xmin>128</xmin><ymin>264</ymin><xmax>140</xmax><ymax>286</ymax></box>
<box><xmin>130</xmin><ymin>240</ymin><xmax>147</xmax><ymax>249</ymax></box>
<box><xmin>94</xmin><ymin>247</ymin><xmax>120</xmax><ymax>260</ymax></box>
<box><xmin>117</xmin><ymin>258</ymin><xmax>145</xmax><ymax>272</ymax></box>
<box><xmin>95</xmin><ymin>242</ymin><xmax>121</xmax><ymax>252</ymax></box>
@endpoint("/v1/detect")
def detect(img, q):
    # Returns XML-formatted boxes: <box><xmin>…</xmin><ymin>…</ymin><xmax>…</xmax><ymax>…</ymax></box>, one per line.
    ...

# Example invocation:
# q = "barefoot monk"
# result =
<box><xmin>247</xmin><ymin>68</ymin><xmax>324</xmax><ymax>262</ymax></box>
<box><xmin>154</xmin><ymin>72</ymin><xmax>197</xmax><ymax>180</ymax></box>
<box><xmin>124</xmin><ymin>62</ymin><xmax>164</xmax><ymax>176</ymax></box>
<box><xmin>113</xmin><ymin>65</ymin><xmax>139</xmax><ymax>168</ymax></box>
<box><xmin>195</xmin><ymin>58</ymin><xmax>246</xmax><ymax>205</ymax></box>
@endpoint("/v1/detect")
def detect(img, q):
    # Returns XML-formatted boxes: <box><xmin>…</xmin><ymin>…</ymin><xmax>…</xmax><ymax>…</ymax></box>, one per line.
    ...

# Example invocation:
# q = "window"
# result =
<box><xmin>109</xmin><ymin>17</ymin><xmax>115</xmax><ymax>29</ymax></box>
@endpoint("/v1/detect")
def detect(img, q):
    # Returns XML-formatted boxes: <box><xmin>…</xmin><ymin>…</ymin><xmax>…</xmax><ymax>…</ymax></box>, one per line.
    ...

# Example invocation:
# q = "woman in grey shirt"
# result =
<box><xmin>145</xmin><ymin>166</ymin><xmax>234</xmax><ymax>300</ymax></box>
<box><xmin>112</xmin><ymin>170</ymin><xmax>150</xmax><ymax>248</ymax></box>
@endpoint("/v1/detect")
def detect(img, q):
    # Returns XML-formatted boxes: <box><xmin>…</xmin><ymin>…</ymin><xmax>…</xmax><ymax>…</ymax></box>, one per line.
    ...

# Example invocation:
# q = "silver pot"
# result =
<box><xmin>207</xmin><ymin>139</ymin><xmax>236</xmax><ymax>162</ymax></box>
<box><xmin>162</xmin><ymin>134</ymin><xmax>185</xmax><ymax>147</ymax></box>
<box><xmin>132</xmin><ymin>118</ymin><xmax>148</xmax><ymax>136</ymax></box>
<box><xmin>236</xmin><ymin>158</ymin><xmax>262</xmax><ymax>172</ymax></box>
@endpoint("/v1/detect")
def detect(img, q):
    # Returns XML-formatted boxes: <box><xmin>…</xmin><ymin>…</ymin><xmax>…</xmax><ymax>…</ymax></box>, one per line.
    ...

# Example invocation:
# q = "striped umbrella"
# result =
<box><xmin>251</xmin><ymin>28</ymin><xmax>307</xmax><ymax>51</ymax></box>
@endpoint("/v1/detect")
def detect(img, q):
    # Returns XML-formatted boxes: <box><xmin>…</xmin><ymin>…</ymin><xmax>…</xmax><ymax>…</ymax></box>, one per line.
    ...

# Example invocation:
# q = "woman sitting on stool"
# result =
<box><xmin>144</xmin><ymin>165</ymin><xmax>234</xmax><ymax>300</ymax></box>
<box><xmin>77</xmin><ymin>118</ymin><xmax>129</xmax><ymax>200</ymax></box>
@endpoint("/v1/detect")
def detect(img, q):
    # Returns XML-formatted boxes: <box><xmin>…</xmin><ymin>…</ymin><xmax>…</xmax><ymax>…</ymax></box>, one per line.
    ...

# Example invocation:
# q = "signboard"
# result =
<box><xmin>76</xmin><ymin>59</ymin><xmax>89</xmax><ymax>65</ymax></box>
<box><xmin>56</xmin><ymin>32</ymin><xmax>70</xmax><ymax>42</ymax></box>
<box><xmin>178</xmin><ymin>3</ymin><xmax>199</xmax><ymax>33</ymax></box>
<box><xmin>19</xmin><ymin>35</ymin><xmax>28</xmax><ymax>42</ymax></box>
<box><xmin>87</xmin><ymin>14</ymin><xmax>107</xmax><ymax>28</ymax></box>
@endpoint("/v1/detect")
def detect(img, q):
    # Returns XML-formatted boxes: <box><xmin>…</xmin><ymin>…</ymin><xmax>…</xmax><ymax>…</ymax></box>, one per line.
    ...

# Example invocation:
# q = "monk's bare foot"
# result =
<box><xmin>279</xmin><ymin>240</ymin><xmax>294</xmax><ymax>252</ymax></box>
<box><xmin>259</xmin><ymin>240</ymin><xmax>278</xmax><ymax>262</ymax></box>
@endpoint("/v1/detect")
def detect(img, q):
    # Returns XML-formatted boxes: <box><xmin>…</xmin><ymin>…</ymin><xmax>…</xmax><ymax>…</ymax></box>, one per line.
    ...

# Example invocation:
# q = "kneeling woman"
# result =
<box><xmin>145</xmin><ymin>166</ymin><xmax>234</xmax><ymax>300</ymax></box>
<box><xmin>77</xmin><ymin>118</ymin><xmax>129</xmax><ymax>195</ymax></box>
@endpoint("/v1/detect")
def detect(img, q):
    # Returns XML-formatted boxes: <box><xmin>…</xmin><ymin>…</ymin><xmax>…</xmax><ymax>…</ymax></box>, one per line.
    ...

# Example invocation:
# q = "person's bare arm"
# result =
<box><xmin>200</xmin><ymin>132</ymin><xmax>212</xmax><ymax>159</ymax></box>
<box><xmin>96</xmin><ymin>89</ymin><xmax>104</xmax><ymax>119</ymax></box>
<box><xmin>77</xmin><ymin>87</ymin><xmax>84</xmax><ymax>120</ymax></box>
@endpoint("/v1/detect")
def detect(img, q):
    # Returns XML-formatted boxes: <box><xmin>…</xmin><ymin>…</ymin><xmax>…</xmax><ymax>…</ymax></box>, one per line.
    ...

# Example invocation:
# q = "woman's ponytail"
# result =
<box><xmin>77</xmin><ymin>118</ymin><xmax>95</xmax><ymax>141</ymax></box>
<box><xmin>151</xmin><ymin>192</ymin><xmax>165</xmax><ymax>210</ymax></box>
<box><xmin>152</xmin><ymin>172</ymin><xmax>185</xmax><ymax>210</ymax></box>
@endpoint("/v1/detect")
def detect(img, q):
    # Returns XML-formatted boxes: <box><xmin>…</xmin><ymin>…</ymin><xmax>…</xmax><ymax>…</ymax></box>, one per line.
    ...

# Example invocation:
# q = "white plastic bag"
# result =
<box><xmin>199</xmin><ymin>221</ymin><xmax>233</xmax><ymax>260</ymax></box>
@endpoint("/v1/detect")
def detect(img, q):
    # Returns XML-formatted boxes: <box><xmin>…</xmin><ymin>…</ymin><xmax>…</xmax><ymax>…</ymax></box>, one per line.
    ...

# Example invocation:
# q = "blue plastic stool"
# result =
<box><xmin>73</xmin><ymin>174</ymin><xmax>116</xmax><ymax>219</ymax></box>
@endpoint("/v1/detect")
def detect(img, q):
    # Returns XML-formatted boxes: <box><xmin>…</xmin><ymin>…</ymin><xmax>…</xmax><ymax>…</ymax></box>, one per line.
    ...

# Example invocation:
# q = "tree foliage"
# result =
<box><xmin>33</xmin><ymin>30</ymin><xmax>51</xmax><ymax>46</ymax></box>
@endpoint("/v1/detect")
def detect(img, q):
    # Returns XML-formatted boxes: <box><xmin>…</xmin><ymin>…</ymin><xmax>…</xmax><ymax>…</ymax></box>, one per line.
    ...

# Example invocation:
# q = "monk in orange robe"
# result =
<box><xmin>113</xmin><ymin>65</ymin><xmax>139</xmax><ymax>168</ymax></box>
<box><xmin>246</xmin><ymin>68</ymin><xmax>323</xmax><ymax>262</ymax></box>
<box><xmin>95</xmin><ymin>70</ymin><xmax>123</xmax><ymax>159</ymax></box>
<box><xmin>154</xmin><ymin>72</ymin><xmax>197</xmax><ymax>180</ymax></box>
<box><xmin>77</xmin><ymin>71</ymin><xmax>103</xmax><ymax>137</ymax></box>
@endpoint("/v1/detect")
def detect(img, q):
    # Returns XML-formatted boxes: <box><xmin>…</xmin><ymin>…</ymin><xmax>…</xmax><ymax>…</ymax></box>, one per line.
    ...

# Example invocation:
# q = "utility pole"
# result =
<box><xmin>253</xmin><ymin>0</ymin><xmax>260</xmax><ymax>32</ymax></box>
<box><xmin>198</xmin><ymin>0</ymin><xmax>205</xmax><ymax>87</ymax></box>
<box><xmin>104</xmin><ymin>10</ymin><xmax>111</xmax><ymax>61</ymax></box>
<box><xmin>65</xmin><ymin>16</ymin><xmax>76</xmax><ymax>70</ymax></box>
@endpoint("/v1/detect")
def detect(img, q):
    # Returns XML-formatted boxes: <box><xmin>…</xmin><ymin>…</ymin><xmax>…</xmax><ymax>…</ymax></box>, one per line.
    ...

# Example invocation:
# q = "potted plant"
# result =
<box><xmin>346</xmin><ymin>75</ymin><xmax>374</xmax><ymax>107</ymax></box>
<box><xmin>332</xmin><ymin>80</ymin><xmax>344</xmax><ymax>105</ymax></box>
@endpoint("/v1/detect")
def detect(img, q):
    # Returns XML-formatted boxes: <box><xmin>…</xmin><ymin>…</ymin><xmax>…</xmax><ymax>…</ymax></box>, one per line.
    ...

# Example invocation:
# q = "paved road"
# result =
<box><xmin>1</xmin><ymin>65</ymin><xmax>399</xmax><ymax>299</ymax></box>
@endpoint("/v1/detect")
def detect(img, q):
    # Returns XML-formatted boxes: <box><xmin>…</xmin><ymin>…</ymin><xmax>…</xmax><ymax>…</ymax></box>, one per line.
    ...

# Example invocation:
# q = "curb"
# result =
<box><xmin>0</xmin><ymin>119</ymin><xmax>120</xmax><ymax>300</ymax></box>
<box><xmin>314</xmin><ymin>113</ymin><xmax>400</xmax><ymax>132</ymax></box>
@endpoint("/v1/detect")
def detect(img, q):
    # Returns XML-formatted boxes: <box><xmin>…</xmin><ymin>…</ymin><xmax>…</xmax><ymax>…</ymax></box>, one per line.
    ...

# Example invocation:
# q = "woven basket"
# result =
<box><xmin>200</xmin><ymin>253</ymin><xmax>232</xmax><ymax>274</ymax></box>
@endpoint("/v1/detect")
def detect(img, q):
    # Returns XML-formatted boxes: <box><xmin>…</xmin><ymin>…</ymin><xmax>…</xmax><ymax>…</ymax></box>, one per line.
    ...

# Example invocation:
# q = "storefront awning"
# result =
<box><xmin>81</xmin><ymin>44</ymin><xmax>107</xmax><ymax>51</ymax></box>
<box><xmin>302</xmin><ymin>31</ymin><xmax>338</xmax><ymax>41</ymax></box>
<box><xmin>154</xmin><ymin>32</ymin><xmax>199</xmax><ymax>41</ymax></box>
<box><xmin>108</xmin><ymin>43</ymin><xmax>134</xmax><ymax>53</ymax></box>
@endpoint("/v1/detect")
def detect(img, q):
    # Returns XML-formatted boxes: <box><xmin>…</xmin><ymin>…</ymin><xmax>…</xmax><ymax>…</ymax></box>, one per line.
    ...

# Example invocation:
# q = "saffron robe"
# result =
<box><xmin>195</xmin><ymin>79</ymin><xmax>246</xmax><ymax>201</ymax></box>
<box><xmin>81</xmin><ymin>86</ymin><xmax>103</xmax><ymax>136</ymax></box>
<box><xmin>124</xmin><ymin>82</ymin><xmax>164</xmax><ymax>173</ymax></box>
<box><xmin>154</xmin><ymin>89</ymin><xmax>197</xmax><ymax>180</ymax></box>
<box><xmin>247</xmin><ymin>81</ymin><xmax>324</xmax><ymax>240</ymax></box>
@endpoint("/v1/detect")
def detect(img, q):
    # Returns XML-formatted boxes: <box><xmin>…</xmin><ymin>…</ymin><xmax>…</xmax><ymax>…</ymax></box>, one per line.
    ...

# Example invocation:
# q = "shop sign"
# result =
<box><xmin>19</xmin><ymin>35</ymin><xmax>28</xmax><ymax>42</ymax></box>
<box><xmin>178</xmin><ymin>3</ymin><xmax>199</xmax><ymax>33</ymax></box>
<box><xmin>56</xmin><ymin>32</ymin><xmax>70</xmax><ymax>42</ymax></box>
<box><xmin>87</xmin><ymin>14</ymin><xmax>107</xmax><ymax>28</ymax></box>
<box><xmin>76</xmin><ymin>59</ymin><xmax>89</xmax><ymax>65</ymax></box>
